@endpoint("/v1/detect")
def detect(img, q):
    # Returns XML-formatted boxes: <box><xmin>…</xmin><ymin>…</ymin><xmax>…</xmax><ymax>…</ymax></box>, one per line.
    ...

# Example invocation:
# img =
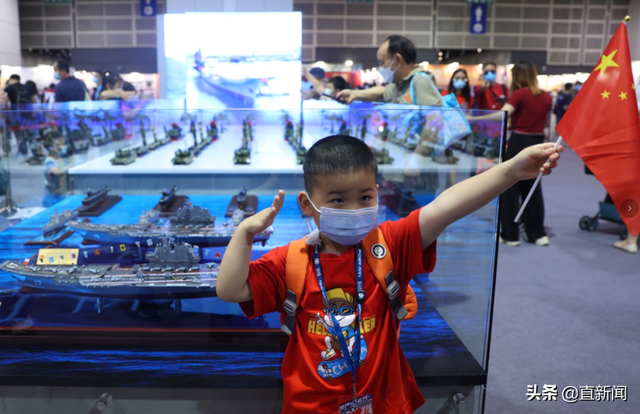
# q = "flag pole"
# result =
<box><xmin>513</xmin><ymin>136</ymin><xmax>563</xmax><ymax>223</ymax></box>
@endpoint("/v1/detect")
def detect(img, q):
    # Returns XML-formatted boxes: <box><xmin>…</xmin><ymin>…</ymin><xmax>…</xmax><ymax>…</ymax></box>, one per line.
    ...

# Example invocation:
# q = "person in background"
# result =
<box><xmin>92</xmin><ymin>71</ymin><xmax>104</xmax><ymax>100</ymax></box>
<box><xmin>443</xmin><ymin>68</ymin><xmax>474</xmax><ymax>109</ymax></box>
<box><xmin>54</xmin><ymin>59</ymin><xmax>88</xmax><ymax>102</ymax></box>
<box><xmin>302</xmin><ymin>67</ymin><xmax>327</xmax><ymax>100</ymax></box>
<box><xmin>43</xmin><ymin>148</ymin><xmax>75</xmax><ymax>207</ymax></box>
<box><xmin>2</xmin><ymin>74</ymin><xmax>37</xmax><ymax>106</ymax></box>
<box><xmin>468</xmin><ymin>60</ymin><xmax>552</xmax><ymax>247</ymax></box>
<box><xmin>25</xmin><ymin>80</ymin><xmax>40</xmax><ymax>103</ymax></box>
<box><xmin>98</xmin><ymin>74</ymin><xmax>135</xmax><ymax>100</ymax></box>
<box><xmin>122</xmin><ymin>80</ymin><xmax>137</xmax><ymax>95</ymax></box>
<box><xmin>574</xmin><ymin>81</ymin><xmax>583</xmax><ymax>93</ymax></box>
<box><xmin>474</xmin><ymin>60</ymin><xmax>508</xmax><ymax>110</ymax></box>
<box><xmin>43</xmin><ymin>83</ymin><xmax>56</xmax><ymax>103</ymax></box>
<box><xmin>336</xmin><ymin>35</ymin><xmax>442</xmax><ymax>106</ymax></box>
<box><xmin>553</xmin><ymin>83</ymin><xmax>573</xmax><ymax>124</ymax></box>
<box><xmin>303</xmin><ymin>66</ymin><xmax>349</xmax><ymax>99</ymax></box>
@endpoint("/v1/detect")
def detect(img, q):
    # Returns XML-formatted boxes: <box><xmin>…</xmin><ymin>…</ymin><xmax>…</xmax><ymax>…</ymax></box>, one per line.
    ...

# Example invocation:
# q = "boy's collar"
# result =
<box><xmin>306</xmin><ymin>228</ymin><xmax>321</xmax><ymax>246</ymax></box>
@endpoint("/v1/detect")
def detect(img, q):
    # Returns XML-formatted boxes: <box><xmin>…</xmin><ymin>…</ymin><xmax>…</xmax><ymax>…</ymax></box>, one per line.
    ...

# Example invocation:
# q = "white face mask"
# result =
<box><xmin>306</xmin><ymin>194</ymin><xmax>379</xmax><ymax>246</ymax></box>
<box><xmin>378</xmin><ymin>56</ymin><xmax>397</xmax><ymax>84</ymax></box>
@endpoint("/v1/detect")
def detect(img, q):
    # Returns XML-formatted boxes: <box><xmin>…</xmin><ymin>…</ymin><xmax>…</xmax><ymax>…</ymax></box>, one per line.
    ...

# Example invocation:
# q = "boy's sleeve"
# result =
<box><xmin>379</xmin><ymin>209</ymin><xmax>436</xmax><ymax>288</ymax></box>
<box><xmin>238</xmin><ymin>245</ymin><xmax>289</xmax><ymax>319</ymax></box>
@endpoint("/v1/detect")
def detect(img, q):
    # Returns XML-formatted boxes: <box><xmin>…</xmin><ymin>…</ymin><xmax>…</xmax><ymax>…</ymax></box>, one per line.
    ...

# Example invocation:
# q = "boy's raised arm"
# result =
<box><xmin>217</xmin><ymin>190</ymin><xmax>285</xmax><ymax>303</ymax></box>
<box><xmin>418</xmin><ymin>143</ymin><xmax>562</xmax><ymax>249</ymax></box>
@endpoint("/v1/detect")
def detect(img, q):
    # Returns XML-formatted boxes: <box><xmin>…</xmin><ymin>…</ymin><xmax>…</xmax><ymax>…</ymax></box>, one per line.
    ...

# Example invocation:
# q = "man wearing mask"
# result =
<box><xmin>53</xmin><ymin>59</ymin><xmax>88</xmax><ymax>103</ymax></box>
<box><xmin>474</xmin><ymin>60</ymin><xmax>509</xmax><ymax>110</ymax></box>
<box><xmin>92</xmin><ymin>71</ymin><xmax>103</xmax><ymax>100</ymax></box>
<box><xmin>336</xmin><ymin>35</ymin><xmax>442</xmax><ymax>106</ymax></box>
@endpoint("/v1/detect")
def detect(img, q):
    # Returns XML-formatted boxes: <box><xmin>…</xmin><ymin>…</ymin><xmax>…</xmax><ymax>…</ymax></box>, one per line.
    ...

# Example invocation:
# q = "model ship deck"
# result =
<box><xmin>1</xmin><ymin>260</ymin><xmax>219</xmax><ymax>299</ymax></box>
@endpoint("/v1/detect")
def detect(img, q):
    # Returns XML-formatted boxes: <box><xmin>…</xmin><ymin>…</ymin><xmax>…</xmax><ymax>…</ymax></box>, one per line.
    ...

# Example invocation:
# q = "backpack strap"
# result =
<box><xmin>360</xmin><ymin>228</ymin><xmax>408</xmax><ymax>321</ymax></box>
<box><xmin>282</xmin><ymin>237</ymin><xmax>309</xmax><ymax>335</ymax></box>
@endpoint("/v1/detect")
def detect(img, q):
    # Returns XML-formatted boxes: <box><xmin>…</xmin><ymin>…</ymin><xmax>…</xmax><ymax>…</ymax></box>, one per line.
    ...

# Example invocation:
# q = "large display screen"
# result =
<box><xmin>164</xmin><ymin>12</ymin><xmax>302</xmax><ymax>109</ymax></box>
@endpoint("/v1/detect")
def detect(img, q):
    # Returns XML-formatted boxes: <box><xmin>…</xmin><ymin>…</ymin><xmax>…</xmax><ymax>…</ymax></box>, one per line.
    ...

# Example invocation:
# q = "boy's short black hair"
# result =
<box><xmin>303</xmin><ymin>135</ymin><xmax>378</xmax><ymax>195</ymax></box>
<box><xmin>9</xmin><ymin>74</ymin><xmax>20</xmax><ymax>81</ymax></box>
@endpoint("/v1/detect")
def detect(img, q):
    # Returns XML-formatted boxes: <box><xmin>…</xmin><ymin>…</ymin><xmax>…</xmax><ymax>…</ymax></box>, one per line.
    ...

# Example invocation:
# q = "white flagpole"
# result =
<box><xmin>513</xmin><ymin>136</ymin><xmax>563</xmax><ymax>223</ymax></box>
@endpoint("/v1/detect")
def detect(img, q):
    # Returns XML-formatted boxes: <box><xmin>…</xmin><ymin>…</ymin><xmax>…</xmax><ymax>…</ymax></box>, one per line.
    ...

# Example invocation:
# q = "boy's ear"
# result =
<box><xmin>298</xmin><ymin>191</ymin><xmax>315</xmax><ymax>216</ymax></box>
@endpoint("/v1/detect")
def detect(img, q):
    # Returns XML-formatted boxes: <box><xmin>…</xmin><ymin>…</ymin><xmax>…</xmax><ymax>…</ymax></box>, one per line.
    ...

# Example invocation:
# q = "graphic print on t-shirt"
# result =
<box><xmin>309</xmin><ymin>287</ymin><xmax>374</xmax><ymax>380</ymax></box>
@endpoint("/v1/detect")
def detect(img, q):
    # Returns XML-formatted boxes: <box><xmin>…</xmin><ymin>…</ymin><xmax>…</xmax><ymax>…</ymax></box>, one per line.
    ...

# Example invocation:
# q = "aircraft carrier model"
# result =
<box><xmin>0</xmin><ymin>240</ymin><xmax>218</xmax><ymax>299</ymax></box>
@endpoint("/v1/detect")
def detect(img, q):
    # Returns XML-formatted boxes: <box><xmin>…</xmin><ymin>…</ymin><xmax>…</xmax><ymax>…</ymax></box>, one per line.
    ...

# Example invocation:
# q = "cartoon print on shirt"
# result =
<box><xmin>312</xmin><ymin>288</ymin><xmax>369</xmax><ymax>381</ymax></box>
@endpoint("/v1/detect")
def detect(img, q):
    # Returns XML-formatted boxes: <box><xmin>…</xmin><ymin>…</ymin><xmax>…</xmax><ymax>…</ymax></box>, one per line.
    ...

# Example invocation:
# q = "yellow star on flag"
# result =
<box><xmin>633</xmin><ymin>83</ymin><xmax>636</xmax><ymax>90</ymax></box>
<box><xmin>594</xmin><ymin>50</ymin><xmax>620</xmax><ymax>75</ymax></box>
<box><xmin>619</xmin><ymin>91</ymin><xmax>627</xmax><ymax>100</ymax></box>
<box><xmin>601</xmin><ymin>90</ymin><xmax>610</xmax><ymax>99</ymax></box>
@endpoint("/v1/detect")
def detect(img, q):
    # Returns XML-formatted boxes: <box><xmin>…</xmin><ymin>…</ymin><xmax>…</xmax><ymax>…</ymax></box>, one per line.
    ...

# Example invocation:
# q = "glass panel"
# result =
<box><xmin>0</xmin><ymin>101</ymin><xmax>504</xmax><ymax>412</ymax></box>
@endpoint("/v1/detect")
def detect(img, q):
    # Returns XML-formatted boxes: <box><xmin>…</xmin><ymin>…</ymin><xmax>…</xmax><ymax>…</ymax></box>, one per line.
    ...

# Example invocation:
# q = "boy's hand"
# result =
<box><xmin>510</xmin><ymin>143</ymin><xmax>564</xmax><ymax>181</ymax></box>
<box><xmin>241</xmin><ymin>190</ymin><xmax>285</xmax><ymax>235</ymax></box>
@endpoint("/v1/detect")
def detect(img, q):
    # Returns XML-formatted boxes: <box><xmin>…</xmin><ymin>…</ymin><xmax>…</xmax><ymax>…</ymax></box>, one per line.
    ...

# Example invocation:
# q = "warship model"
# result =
<box><xmin>0</xmin><ymin>240</ymin><xmax>219</xmax><ymax>299</ymax></box>
<box><xmin>82</xmin><ymin>186</ymin><xmax>111</xmax><ymax>208</ymax></box>
<box><xmin>67</xmin><ymin>203</ymin><xmax>273</xmax><ymax>247</ymax></box>
<box><xmin>110</xmin><ymin>148</ymin><xmax>137</xmax><ymax>165</ymax></box>
<box><xmin>159</xmin><ymin>187</ymin><xmax>177</xmax><ymax>207</ymax></box>
<box><xmin>42</xmin><ymin>208</ymin><xmax>80</xmax><ymax>234</ymax></box>
<box><xmin>165</xmin><ymin>123</ymin><xmax>182</xmax><ymax>140</ymax></box>
<box><xmin>225</xmin><ymin>186</ymin><xmax>258</xmax><ymax>218</ymax></box>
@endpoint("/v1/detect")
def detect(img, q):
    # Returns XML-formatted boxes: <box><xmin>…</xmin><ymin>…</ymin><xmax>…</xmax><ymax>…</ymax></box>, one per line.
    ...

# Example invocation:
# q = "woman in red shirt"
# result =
<box><xmin>441</xmin><ymin>68</ymin><xmax>474</xmax><ymax>108</ymax></box>
<box><xmin>469</xmin><ymin>60</ymin><xmax>552</xmax><ymax>246</ymax></box>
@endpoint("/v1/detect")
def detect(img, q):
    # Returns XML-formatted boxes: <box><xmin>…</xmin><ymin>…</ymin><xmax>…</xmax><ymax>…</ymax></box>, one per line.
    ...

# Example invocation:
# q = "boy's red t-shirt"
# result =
<box><xmin>240</xmin><ymin>210</ymin><xmax>437</xmax><ymax>414</ymax></box>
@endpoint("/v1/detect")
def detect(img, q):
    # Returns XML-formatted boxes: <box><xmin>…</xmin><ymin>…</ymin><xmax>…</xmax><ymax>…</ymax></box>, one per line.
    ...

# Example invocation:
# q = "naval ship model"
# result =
<box><xmin>67</xmin><ymin>203</ymin><xmax>273</xmax><ymax>246</ymax></box>
<box><xmin>0</xmin><ymin>240</ymin><xmax>218</xmax><ymax>299</ymax></box>
<box><xmin>42</xmin><ymin>208</ymin><xmax>80</xmax><ymax>234</ymax></box>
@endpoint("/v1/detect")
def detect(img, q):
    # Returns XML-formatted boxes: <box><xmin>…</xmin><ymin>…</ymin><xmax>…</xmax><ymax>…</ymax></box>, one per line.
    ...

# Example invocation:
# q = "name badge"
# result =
<box><xmin>338</xmin><ymin>394</ymin><xmax>373</xmax><ymax>414</ymax></box>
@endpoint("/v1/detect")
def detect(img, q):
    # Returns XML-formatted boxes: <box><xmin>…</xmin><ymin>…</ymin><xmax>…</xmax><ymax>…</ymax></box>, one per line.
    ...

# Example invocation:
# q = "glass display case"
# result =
<box><xmin>0</xmin><ymin>100</ymin><xmax>506</xmax><ymax>413</ymax></box>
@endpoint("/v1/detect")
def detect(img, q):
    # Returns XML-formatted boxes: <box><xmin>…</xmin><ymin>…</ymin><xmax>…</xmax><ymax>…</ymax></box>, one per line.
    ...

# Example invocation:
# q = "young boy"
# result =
<box><xmin>217</xmin><ymin>135</ymin><xmax>562</xmax><ymax>413</ymax></box>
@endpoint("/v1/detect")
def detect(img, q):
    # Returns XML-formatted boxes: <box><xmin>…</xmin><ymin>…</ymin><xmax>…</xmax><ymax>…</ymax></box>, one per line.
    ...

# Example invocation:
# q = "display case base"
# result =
<box><xmin>24</xmin><ymin>229</ymin><xmax>75</xmax><ymax>246</ymax></box>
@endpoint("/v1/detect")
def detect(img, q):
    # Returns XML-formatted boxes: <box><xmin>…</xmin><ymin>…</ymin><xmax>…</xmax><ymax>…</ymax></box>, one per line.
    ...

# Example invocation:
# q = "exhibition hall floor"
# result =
<box><xmin>485</xmin><ymin>146</ymin><xmax>639</xmax><ymax>414</ymax></box>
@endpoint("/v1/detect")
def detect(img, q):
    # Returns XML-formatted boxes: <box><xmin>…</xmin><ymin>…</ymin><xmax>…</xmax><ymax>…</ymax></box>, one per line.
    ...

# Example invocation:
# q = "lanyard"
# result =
<box><xmin>313</xmin><ymin>243</ymin><xmax>365</xmax><ymax>400</ymax></box>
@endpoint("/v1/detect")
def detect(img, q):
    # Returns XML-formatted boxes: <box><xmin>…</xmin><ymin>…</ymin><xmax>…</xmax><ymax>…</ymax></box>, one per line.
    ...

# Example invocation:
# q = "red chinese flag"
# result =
<box><xmin>557</xmin><ymin>22</ymin><xmax>640</xmax><ymax>236</ymax></box>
